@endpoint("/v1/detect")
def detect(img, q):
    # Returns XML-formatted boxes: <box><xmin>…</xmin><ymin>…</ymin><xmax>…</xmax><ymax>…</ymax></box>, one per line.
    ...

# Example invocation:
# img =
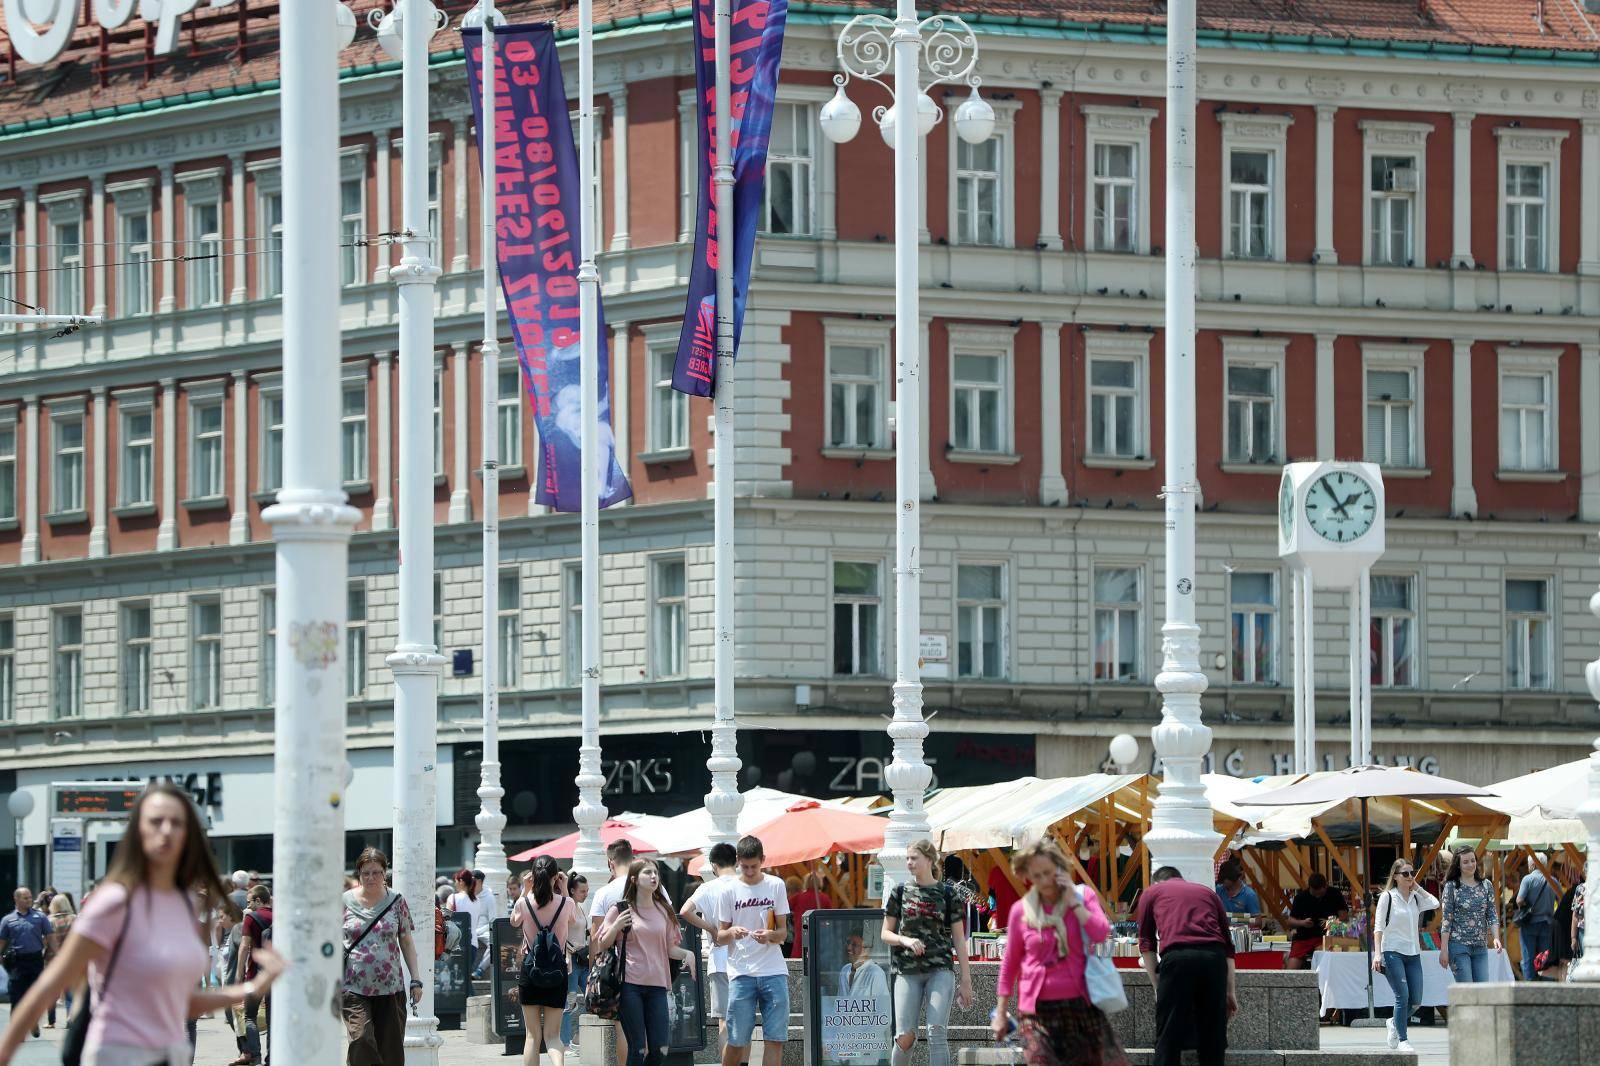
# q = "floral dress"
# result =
<box><xmin>342</xmin><ymin>889</ymin><xmax>414</xmax><ymax>997</ymax></box>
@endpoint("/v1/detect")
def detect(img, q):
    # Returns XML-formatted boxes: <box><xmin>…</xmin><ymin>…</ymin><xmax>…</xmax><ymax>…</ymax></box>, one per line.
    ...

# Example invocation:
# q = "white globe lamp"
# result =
<box><xmin>878</xmin><ymin>92</ymin><xmax>939</xmax><ymax>147</ymax></box>
<box><xmin>953</xmin><ymin>85</ymin><xmax>996</xmax><ymax>145</ymax></box>
<box><xmin>819</xmin><ymin>85</ymin><xmax>862</xmax><ymax>145</ymax></box>
<box><xmin>1108</xmin><ymin>734</ymin><xmax>1140</xmax><ymax>771</ymax></box>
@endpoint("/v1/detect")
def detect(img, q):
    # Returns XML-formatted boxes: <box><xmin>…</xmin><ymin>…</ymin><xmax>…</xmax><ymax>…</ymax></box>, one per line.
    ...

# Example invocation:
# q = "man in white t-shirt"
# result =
<box><xmin>680</xmin><ymin>842</ymin><xmax>741</xmax><ymax>1054</ymax></box>
<box><xmin>715</xmin><ymin>835</ymin><xmax>791</xmax><ymax>1066</ymax></box>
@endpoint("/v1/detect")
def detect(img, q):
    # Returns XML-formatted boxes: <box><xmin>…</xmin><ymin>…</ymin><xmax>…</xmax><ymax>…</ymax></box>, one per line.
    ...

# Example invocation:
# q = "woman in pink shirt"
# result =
<box><xmin>595</xmin><ymin>860</ymin><xmax>696</xmax><ymax>1066</ymax></box>
<box><xmin>0</xmin><ymin>783</ymin><xmax>284</xmax><ymax>1066</ymax></box>
<box><xmin>992</xmin><ymin>839</ymin><xmax>1126</xmax><ymax>1066</ymax></box>
<box><xmin>509</xmin><ymin>857</ymin><xmax>574</xmax><ymax>1066</ymax></box>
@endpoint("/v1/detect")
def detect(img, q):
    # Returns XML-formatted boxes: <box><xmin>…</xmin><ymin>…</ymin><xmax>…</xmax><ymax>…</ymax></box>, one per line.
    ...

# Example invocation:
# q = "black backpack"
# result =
<box><xmin>520</xmin><ymin>897</ymin><xmax>568</xmax><ymax>989</ymax></box>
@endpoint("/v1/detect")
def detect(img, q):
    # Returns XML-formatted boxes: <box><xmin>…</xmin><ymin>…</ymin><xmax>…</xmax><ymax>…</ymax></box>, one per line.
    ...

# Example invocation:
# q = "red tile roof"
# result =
<box><xmin>1</xmin><ymin>0</ymin><xmax>1596</xmax><ymax>138</ymax></box>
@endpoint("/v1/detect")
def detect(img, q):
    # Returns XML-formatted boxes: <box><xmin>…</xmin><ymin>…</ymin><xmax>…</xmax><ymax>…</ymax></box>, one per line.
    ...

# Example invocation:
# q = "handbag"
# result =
<box><xmin>1073</xmin><ymin>904</ymin><xmax>1127</xmax><ymax>1015</ymax></box>
<box><xmin>1513</xmin><ymin>878</ymin><xmax>1549</xmax><ymax>928</ymax></box>
<box><xmin>584</xmin><ymin>925</ymin><xmax>628</xmax><ymax>1020</ymax></box>
<box><xmin>342</xmin><ymin>891</ymin><xmax>402</xmax><ymax>984</ymax></box>
<box><xmin>62</xmin><ymin>889</ymin><xmax>134</xmax><ymax>1066</ymax></box>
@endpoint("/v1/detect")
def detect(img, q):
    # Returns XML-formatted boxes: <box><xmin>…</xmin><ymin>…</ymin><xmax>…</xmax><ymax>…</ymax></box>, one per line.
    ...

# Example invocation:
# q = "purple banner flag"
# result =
<box><xmin>464</xmin><ymin>25</ymin><xmax>631</xmax><ymax>511</ymax></box>
<box><xmin>672</xmin><ymin>0</ymin><xmax>789</xmax><ymax>396</ymax></box>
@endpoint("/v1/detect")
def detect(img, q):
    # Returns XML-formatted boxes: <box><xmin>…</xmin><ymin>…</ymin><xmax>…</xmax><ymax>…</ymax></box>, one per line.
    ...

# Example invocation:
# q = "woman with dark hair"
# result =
<box><xmin>0</xmin><ymin>783</ymin><xmax>283</xmax><ymax>1066</ymax></box>
<box><xmin>1437</xmin><ymin>845</ymin><xmax>1499</xmax><ymax>984</ymax></box>
<box><xmin>449</xmin><ymin>867</ymin><xmax>491</xmax><ymax>977</ymax></box>
<box><xmin>595</xmin><ymin>859</ymin><xmax>696</xmax><ymax>1066</ymax></box>
<box><xmin>343</xmin><ymin>848</ymin><xmax>423</xmax><ymax>1066</ymax></box>
<box><xmin>510</xmin><ymin>857</ymin><xmax>573</xmax><ymax>1066</ymax></box>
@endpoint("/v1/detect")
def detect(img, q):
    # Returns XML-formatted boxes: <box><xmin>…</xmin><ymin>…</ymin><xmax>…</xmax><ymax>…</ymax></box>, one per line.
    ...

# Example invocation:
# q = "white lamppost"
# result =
<box><xmin>1573</xmin><ymin>587</ymin><xmax>1600</xmax><ymax>980</ymax></box>
<box><xmin>1143</xmin><ymin>0</ymin><xmax>1220</xmax><ymax>884</ymax></box>
<box><xmin>266</xmin><ymin>2</ymin><xmax>362</xmax><ymax>1062</ymax></box>
<box><xmin>8</xmin><ymin>790</ymin><xmax>32</xmax><ymax>889</ymax></box>
<box><xmin>464</xmin><ymin>0</ymin><xmax>510</xmax><ymax>916</ymax></box>
<box><xmin>821</xmin><ymin>7</ymin><xmax>993</xmax><ymax>896</ymax></box>
<box><xmin>372</xmin><ymin>0</ymin><xmax>447</xmax><ymax>1059</ymax></box>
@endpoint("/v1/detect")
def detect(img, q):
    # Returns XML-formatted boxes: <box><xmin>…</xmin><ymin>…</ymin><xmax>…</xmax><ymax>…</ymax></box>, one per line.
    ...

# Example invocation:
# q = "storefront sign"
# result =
<box><xmin>1205</xmin><ymin>750</ymin><xmax>1441</xmax><ymax>778</ymax></box>
<box><xmin>48</xmin><ymin>819</ymin><xmax>83</xmax><ymax>903</ymax></box>
<box><xmin>2</xmin><ymin>0</ymin><xmax>233</xmax><ymax>66</ymax></box>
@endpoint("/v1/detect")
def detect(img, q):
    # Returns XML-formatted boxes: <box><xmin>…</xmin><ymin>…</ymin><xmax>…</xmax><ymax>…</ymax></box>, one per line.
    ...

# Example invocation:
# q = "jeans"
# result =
<box><xmin>891</xmin><ymin>968</ymin><xmax>955</xmax><ymax>1066</ymax></box>
<box><xmin>1520</xmin><ymin>921</ymin><xmax>1553</xmax><ymax>980</ymax></box>
<box><xmin>618</xmin><ymin>982</ymin><xmax>670</xmax><ymax>1066</ymax></box>
<box><xmin>560</xmin><ymin>958</ymin><xmax>590</xmax><ymax>1045</ymax></box>
<box><xmin>725</xmin><ymin>973</ymin><xmax>790</xmax><ymax>1047</ymax></box>
<box><xmin>1448</xmin><ymin>942</ymin><xmax>1491</xmax><ymax>984</ymax></box>
<box><xmin>1381</xmin><ymin>951</ymin><xmax>1424</xmax><ymax>1041</ymax></box>
<box><xmin>244</xmin><ymin>990</ymin><xmax>270</xmax><ymax>1062</ymax></box>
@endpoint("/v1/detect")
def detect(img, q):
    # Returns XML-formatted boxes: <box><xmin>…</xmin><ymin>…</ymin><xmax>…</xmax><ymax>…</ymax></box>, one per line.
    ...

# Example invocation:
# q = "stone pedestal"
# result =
<box><xmin>579</xmin><ymin>1012</ymin><xmax>620</xmax><ymax>1066</ymax></box>
<box><xmin>1448</xmin><ymin>981</ymin><xmax>1600</xmax><ymax>1065</ymax></box>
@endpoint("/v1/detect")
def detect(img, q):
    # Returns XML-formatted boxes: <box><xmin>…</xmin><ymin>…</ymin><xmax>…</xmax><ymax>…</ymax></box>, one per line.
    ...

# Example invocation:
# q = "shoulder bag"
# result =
<box><xmin>1073</xmin><ymin>900</ymin><xmax>1127</xmax><ymax>1015</ymax></box>
<box><xmin>585</xmin><ymin>914</ymin><xmax>629</xmax><ymax>1020</ymax></box>
<box><xmin>1513</xmin><ymin>878</ymin><xmax>1549</xmax><ymax>928</ymax></box>
<box><xmin>342</xmin><ymin>891</ymin><xmax>403</xmax><ymax>980</ymax></box>
<box><xmin>61</xmin><ymin>890</ymin><xmax>135</xmax><ymax>1066</ymax></box>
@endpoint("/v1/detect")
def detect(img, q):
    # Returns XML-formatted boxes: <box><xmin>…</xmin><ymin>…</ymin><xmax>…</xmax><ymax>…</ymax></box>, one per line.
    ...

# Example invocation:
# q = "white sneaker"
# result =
<box><xmin>1386</xmin><ymin>1019</ymin><xmax>1399</xmax><ymax>1049</ymax></box>
<box><xmin>1397</xmin><ymin>1039</ymin><xmax>1417</xmax><ymax>1054</ymax></box>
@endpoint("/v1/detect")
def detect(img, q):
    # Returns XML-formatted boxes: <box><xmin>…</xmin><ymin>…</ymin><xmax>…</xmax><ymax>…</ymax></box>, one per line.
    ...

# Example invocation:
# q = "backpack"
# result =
<box><xmin>520</xmin><ymin>897</ymin><xmax>568</xmax><ymax>989</ymax></box>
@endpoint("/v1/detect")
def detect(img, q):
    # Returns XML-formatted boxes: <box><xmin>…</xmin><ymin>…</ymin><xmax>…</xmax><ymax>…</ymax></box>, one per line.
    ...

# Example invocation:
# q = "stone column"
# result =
<box><xmin>158</xmin><ymin>165</ymin><xmax>176</xmax><ymax>314</ymax></box>
<box><xmin>452</xmin><ymin>120</ymin><xmax>470</xmax><ymax>274</ymax></box>
<box><xmin>1314</xmin><ymin>106</ymin><xmax>1336</xmax><ymax>261</ymax></box>
<box><xmin>89</xmin><ymin>177</ymin><xmax>107</xmax><ymax>320</ymax></box>
<box><xmin>157</xmin><ymin>377</ymin><xmax>177</xmax><ymax>550</ymax></box>
<box><xmin>678</xmin><ymin>91</ymin><xmax>696</xmax><ymax>244</ymax></box>
<box><xmin>1451</xmin><ymin>341</ymin><xmax>1478</xmax><ymax>517</ymax></box>
<box><xmin>230</xmin><ymin>369</ymin><xmax>250</xmax><ymax>544</ymax></box>
<box><xmin>1581</xmin><ymin>119</ymin><xmax>1600</xmax><ymax>277</ymax></box>
<box><xmin>20</xmin><ymin>396</ymin><xmax>38</xmax><ymax>565</ymax></box>
<box><xmin>89</xmin><ymin>387</ymin><xmax>108</xmax><ymax>558</ymax></box>
<box><xmin>20</xmin><ymin>184</ymin><xmax>37</xmax><ymax>311</ymax></box>
<box><xmin>609</xmin><ymin>90</ymin><xmax>631</xmax><ymax>251</ymax></box>
<box><xmin>1582</xmin><ymin>344</ymin><xmax>1600</xmax><ymax>522</ymax></box>
<box><xmin>230</xmin><ymin>152</ymin><xmax>248</xmax><ymax>304</ymax></box>
<box><xmin>1038</xmin><ymin>320</ymin><xmax>1067</xmax><ymax>504</ymax></box>
<box><xmin>374</xmin><ymin>133</ymin><xmax>393</xmax><ymax>284</ymax></box>
<box><xmin>1314</xmin><ymin>334</ymin><xmax>1336</xmax><ymax>458</ymax></box>
<box><xmin>1038</xmin><ymin>89</ymin><xmax>1064</xmax><ymax>251</ymax></box>
<box><xmin>611</xmin><ymin>321</ymin><xmax>630</xmax><ymax>500</ymax></box>
<box><xmin>373</xmin><ymin>351</ymin><xmax>394</xmax><ymax>531</ymax></box>
<box><xmin>1452</xmin><ymin>113</ymin><xmax>1475</xmax><ymax>269</ymax></box>
<box><xmin>448</xmin><ymin>346</ymin><xmax>471</xmax><ymax>523</ymax></box>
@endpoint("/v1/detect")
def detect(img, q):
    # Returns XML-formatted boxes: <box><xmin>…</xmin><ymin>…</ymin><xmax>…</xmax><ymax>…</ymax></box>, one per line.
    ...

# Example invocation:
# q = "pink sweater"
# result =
<box><xmin>996</xmin><ymin>885</ymin><xmax>1112</xmax><ymax>1014</ymax></box>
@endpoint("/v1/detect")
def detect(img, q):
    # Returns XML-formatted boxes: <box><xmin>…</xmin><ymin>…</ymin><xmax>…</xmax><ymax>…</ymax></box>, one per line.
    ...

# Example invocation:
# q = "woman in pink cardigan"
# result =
<box><xmin>992</xmin><ymin>840</ymin><xmax>1127</xmax><ymax>1066</ymax></box>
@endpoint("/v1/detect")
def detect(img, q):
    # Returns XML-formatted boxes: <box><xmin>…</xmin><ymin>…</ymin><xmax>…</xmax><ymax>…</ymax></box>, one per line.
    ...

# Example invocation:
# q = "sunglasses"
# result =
<box><xmin>1398</xmin><ymin>870</ymin><xmax>1415</xmax><ymax>878</ymax></box>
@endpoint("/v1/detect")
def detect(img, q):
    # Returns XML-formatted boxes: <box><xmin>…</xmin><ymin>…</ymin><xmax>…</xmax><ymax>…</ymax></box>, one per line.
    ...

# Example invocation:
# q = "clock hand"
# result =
<box><xmin>1322</xmin><ymin>481</ymin><xmax>1351</xmax><ymax>517</ymax></box>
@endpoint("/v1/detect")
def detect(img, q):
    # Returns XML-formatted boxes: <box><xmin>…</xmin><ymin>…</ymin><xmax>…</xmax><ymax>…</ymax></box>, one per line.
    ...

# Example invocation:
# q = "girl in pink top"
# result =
<box><xmin>0</xmin><ymin>783</ymin><xmax>284</xmax><ymax>1066</ymax></box>
<box><xmin>595</xmin><ymin>860</ymin><xmax>695</xmax><ymax>1066</ymax></box>
<box><xmin>509</xmin><ymin>857</ymin><xmax>575</xmax><ymax>1066</ymax></box>
<box><xmin>993</xmin><ymin>839</ymin><xmax>1127</xmax><ymax>1066</ymax></box>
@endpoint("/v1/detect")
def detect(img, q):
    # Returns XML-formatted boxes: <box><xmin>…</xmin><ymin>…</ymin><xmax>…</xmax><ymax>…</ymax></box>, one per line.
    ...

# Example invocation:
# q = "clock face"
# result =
<box><xmin>1279</xmin><ymin>474</ymin><xmax>1295</xmax><ymax>542</ymax></box>
<box><xmin>1304</xmin><ymin>471</ymin><xmax>1377</xmax><ymax>544</ymax></box>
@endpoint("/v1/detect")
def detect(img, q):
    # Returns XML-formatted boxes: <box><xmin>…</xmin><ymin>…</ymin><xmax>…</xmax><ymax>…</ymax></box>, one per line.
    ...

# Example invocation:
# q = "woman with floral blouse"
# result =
<box><xmin>343</xmin><ymin>848</ymin><xmax>424</xmax><ymax>1066</ymax></box>
<box><xmin>1437</xmin><ymin>846</ymin><xmax>1499</xmax><ymax>984</ymax></box>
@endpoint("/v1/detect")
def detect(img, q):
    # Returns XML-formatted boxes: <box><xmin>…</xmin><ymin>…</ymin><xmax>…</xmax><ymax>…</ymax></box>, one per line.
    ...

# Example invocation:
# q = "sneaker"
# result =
<box><xmin>1397</xmin><ymin>1040</ymin><xmax>1416</xmax><ymax>1054</ymax></box>
<box><xmin>1386</xmin><ymin>1019</ymin><xmax>1399</xmax><ymax>1049</ymax></box>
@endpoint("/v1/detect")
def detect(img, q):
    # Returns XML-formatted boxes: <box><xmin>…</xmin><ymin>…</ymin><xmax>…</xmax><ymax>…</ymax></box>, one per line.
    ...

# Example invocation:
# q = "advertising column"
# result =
<box><xmin>806</xmin><ymin>909</ymin><xmax>893</xmax><ymax>1066</ymax></box>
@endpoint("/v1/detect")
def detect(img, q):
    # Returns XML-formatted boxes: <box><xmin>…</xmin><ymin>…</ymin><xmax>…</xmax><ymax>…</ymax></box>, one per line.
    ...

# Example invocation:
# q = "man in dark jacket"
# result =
<box><xmin>1136</xmin><ymin>867</ymin><xmax>1238</xmax><ymax>1066</ymax></box>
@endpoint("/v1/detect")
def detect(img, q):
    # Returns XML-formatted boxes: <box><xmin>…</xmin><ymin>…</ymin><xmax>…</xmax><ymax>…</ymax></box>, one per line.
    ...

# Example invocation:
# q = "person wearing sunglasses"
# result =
<box><xmin>1371</xmin><ymin>859</ymin><xmax>1438</xmax><ymax>1054</ymax></box>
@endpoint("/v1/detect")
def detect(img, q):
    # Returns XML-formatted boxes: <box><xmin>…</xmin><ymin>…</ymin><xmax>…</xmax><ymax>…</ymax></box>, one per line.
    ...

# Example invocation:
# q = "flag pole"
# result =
<box><xmin>471</xmin><ymin>0</ymin><xmax>510</xmax><ymax>916</ymax></box>
<box><xmin>571</xmin><ymin>0</ymin><xmax>609</xmax><ymax>891</ymax></box>
<box><xmin>704</xmin><ymin>0</ymin><xmax>744</xmax><ymax>858</ymax></box>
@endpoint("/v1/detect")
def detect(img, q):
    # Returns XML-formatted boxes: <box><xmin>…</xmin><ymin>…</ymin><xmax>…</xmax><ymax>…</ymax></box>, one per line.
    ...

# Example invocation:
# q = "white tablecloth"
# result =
<box><xmin>1312</xmin><ymin>948</ymin><xmax>1515</xmax><ymax>1011</ymax></box>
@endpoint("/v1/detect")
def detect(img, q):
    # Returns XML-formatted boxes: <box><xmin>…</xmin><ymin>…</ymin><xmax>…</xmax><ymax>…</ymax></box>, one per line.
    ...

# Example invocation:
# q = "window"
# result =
<box><xmin>764</xmin><ymin>103</ymin><xmax>813</xmax><ymax>236</ymax></box>
<box><xmin>341</xmin><ymin>378</ymin><xmax>368</xmax><ymax>485</ymax></box>
<box><xmin>1365</xmin><ymin>363</ymin><xmax>1419</xmax><ymax>467</ymax></box>
<box><xmin>650</xmin><ymin>347</ymin><xmax>688</xmax><ymax>452</ymax></box>
<box><xmin>261</xmin><ymin>590</ymin><xmax>276</xmax><ymax>704</ymax></box>
<box><xmin>52</xmin><ymin>411</ymin><xmax>85</xmax><ymax>514</ymax></box>
<box><xmin>952</xmin><ymin>352</ymin><xmax>1004</xmax><ymax>453</ymax></box>
<box><xmin>0</xmin><ymin>614</ymin><xmax>13</xmax><ymax>721</ymax></box>
<box><xmin>0</xmin><ymin>418</ymin><xmax>15</xmax><ymax>521</ymax></box>
<box><xmin>831</xmin><ymin>560</ymin><xmax>881</xmax><ymax>676</ymax></box>
<box><xmin>497</xmin><ymin>363</ymin><xmax>523</xmax><ymax>467</ymax></box>
<box><xmin>121</xmin><ymin>602</ymin><xmax>152</xmax><ymax>713</ymax></box>
<box><xmin>432</xmin><ymin>573</ymin><xmax>443</xmax><ymax>652</ymax></box>
<box><xmin>827</xmin><ymin>343</ymin><xmax>883</xmax><ymax>449</ymax></box>
<box><xmin>957</xmin><ymin>563</ymin><xmax>1006</xmax><ymax>679</ymax></box>
<box><xmin>1224</xmin><ymin>360</ymin><xmax>1278</xmax><ymax>465</ymax></box>
<box><xmin>347</xmin><ymin>582</ymin><xmax>366</xmax><ymax>699</ymax></box>
<box><xmin>259</xmin><ymin>190</ymin><xmax>284</xmax><ymax>298</ymax></box>
<box><xmin>1228</xmin><ymin>151</ymin><xmax>1271</xmax><ymax>259</ymax></box>
<box><xmin>1092</xmin><ymin>143</ymin><xmax>1137</xmax><ymax>253</ymax></box>
<box><xmin>53</xmin><ymin>609</ymin><xmax>83</xmax><ymax>718</ymax></box>
<box><xmin>190</xmin><ymin>398</ymin><xmax>224</xmax><ymax>499</ymax></box>
<box><xmin>187</xmin><ymin>198</ymin><xmax>223</xmax><ymax>307</ymax></box>
<box><xmin>119</xmin><ymin>401</ymin><xmax>155</xmax><ymax>507</ymax></box>
<box><xmin>432</xmin><ymin>363</ymin><xmax>444</xmax><ymax>478</ymax></box>
<box><xmin>427</xmin><ymin>152</ymin><xmax>441</xmax><ymax>258</ymax></box>
<box><xmin>120</xmin><ymin>209</ymin><xmax>152</xmax><ymax>316</ymax></box>
<box><xmin>341</xmin><ymin>174</ymin><xmax>365</xmax><ymax>286</ymax></box>
<box><xmin>1229</xmin><ymin>572</ymin><xmax>1276</xmax><ymax>684</ymax></box>
<box><xmin>1088</xmin><ymin>356</ymin><xmax>1140</xmax><ymax>459</ymax></box>
<box><xmin>564</xmin><ymin>563</ymin><xmax>583</xmax><ymax>685</ymax></box>
<box><xmin>1503</xmin><ymin>164</ymin><xmax>1547</xmax><ymax>272</ymax></box>
<box><xmin>498</xmin><ymin>568</ymin><xmax>520</xmax><ymax>689</ymax></box>
<box><xmin>0</xmin><ymin>217</ymin><xmax>14</xmax><ymax>332</ymax></box>
<box><xmin>191</xmin><ymin>597</ymin><xmax>223</xmax><ymax>709</ymax></box>
<box><xmin>1370</xmin><ymin>575</ymin><xmax>1415</xmax><ymax>688</ymax></box>
<box><xmin>955</xmin><ymin>137</ymin><xmax>1001</xmax><ymax>246</ymax></box>
<box><xmin>1092</xmin><ymin>566</ymin><xmax>1141</xmax><ymax>681</ymax></box>
<box><xmin>651</xmin><ymin>556</ymin><xmax>687</xmax><ymax>679</ymax></box>
<box><xmin>1500</xmin><ymin>367</ymin><xmax>1554</xmax><ymax>472</ymax></box>
<box><xmin>49</xmin><ymin>215</ymin><xmax>83</xmax><ymax>314</ymax></box>
<box><xmin>1506</xmin><ymin>578</ymin><xmax>1551</xmax><ymax>690</ymax></box>
<box><xmin>260</xmin><ymin>387</ymin><xmax>284</xmax><ymax>493</ymax></box>
<box><xmin>1368</xmin><ymin>156</ymin><xmax>1416</xmax><ymax>266</ymax></box>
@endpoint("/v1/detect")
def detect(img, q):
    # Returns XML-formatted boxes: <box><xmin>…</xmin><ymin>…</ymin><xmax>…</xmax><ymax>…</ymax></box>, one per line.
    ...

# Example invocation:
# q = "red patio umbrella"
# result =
<box><xmin>741</xmin><ymin>800</ymin><xmax>887</xmax><ymax>867</ymax></box>
<box><xmin>509</xmin><ymin>819</ymin><xmax>657</xmax><ymax>862</ymax></box>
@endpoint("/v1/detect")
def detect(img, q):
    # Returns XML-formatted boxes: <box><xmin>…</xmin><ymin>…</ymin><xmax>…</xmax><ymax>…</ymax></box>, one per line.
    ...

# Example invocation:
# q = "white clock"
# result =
<box><xmin>1279</xmin><ymin>461</ymin><xmax>1385</xmax><ymax>588</ymax></box>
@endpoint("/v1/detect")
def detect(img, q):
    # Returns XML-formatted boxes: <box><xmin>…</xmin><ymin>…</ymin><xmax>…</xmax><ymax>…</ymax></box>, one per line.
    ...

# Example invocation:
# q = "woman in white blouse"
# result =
<box><xmin>1371</xmin><ymin>858</ymin><xmax>1438</xmax><ymax>1054</ymax></box>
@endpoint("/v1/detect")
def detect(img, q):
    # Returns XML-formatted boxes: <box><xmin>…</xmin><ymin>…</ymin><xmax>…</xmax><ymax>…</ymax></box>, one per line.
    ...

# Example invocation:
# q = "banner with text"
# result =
<box><xmin>464</xmin><ymin>25</ymin><xmax>632</xmax><ymax>511</ymax></box>
<box><xmin>672</xmin><ymin>0</ymin><xmax>788</xmax><ymax>396</ymax></box>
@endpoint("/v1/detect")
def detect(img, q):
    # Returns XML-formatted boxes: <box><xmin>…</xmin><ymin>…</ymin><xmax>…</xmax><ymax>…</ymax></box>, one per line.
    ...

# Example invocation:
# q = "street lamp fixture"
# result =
<box><xmin>458</xmin><ymin>3</ymin><xmax>505</xmax><ymax>28</ymax></box>
<box><xmin>368</xmin><ymin>1</ymin><xmax>446</xmax><ymax>63</ymax></box>
<box><xmin>335</xmin><ymin>3</ymin><xmax>359</xmax><ymax>50</ymax></box>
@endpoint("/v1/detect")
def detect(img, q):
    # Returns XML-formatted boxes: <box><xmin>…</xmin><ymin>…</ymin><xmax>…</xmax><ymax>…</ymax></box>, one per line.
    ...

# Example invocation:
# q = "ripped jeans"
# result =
<box><xmin>891</xmin><ymin>968</ymin><xmax>954</xmax><ymax>1066</ymax></box>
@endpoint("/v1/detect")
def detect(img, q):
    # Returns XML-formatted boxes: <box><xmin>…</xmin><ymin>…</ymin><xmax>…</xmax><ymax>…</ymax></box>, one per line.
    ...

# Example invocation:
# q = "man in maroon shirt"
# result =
<box><xmin>1136</xmin><ymin>866</ymin><xmax>1238</xmax><ymax>1066</ymax></box>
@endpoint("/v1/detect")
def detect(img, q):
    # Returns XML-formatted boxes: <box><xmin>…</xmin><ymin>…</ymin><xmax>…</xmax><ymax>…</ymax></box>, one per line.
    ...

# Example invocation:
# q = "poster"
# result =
<box><xmin>806</xmin><ymin>909</ymin><xmax>894</xmax><ymax>1066</ymax></box>
<box><xmin>667</xmin><ymin>920</ymin><xmax>707</xmax><ymax>1052</ymax></box>
<box><xmin>434</xmin><ymin>912</ymin><xmax>474</xmax><ymax>1022</ymax></box>
<box><xmin>489</xmin><ymin>916</ymin><xmax>525</xmax><ymax>1036</ymax></box>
